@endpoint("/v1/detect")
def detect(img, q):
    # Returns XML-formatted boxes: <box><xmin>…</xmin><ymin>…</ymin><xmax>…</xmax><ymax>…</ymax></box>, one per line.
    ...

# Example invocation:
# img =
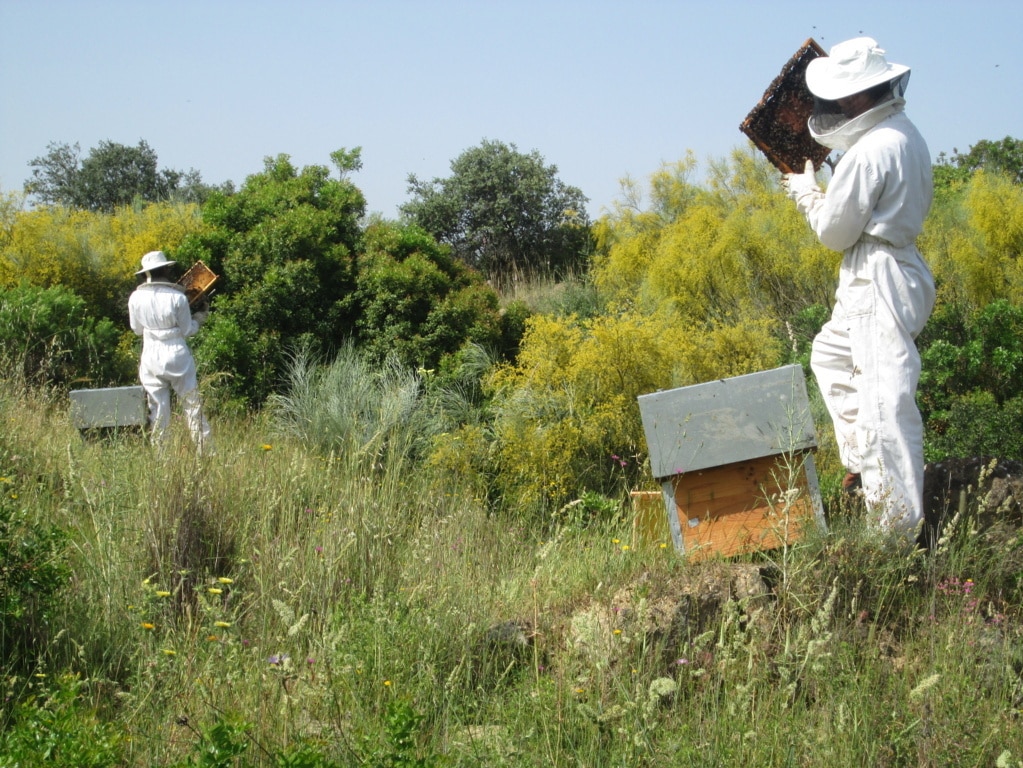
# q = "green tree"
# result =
<box><xmin>25</xmin><ymin>140</ymin><xmax>219</xmax><ymax>212</ymax></box>
<box><xmin>354</xmin><ymin>221</ymin><xmax>505</xmax><ymax>371</ymax></box>
<box><xmin>947</xmin><ymin>136</ymin><xmax>1023</xmax><ymax>185</ymax></box>
<box><xmin>401</xmin><ymin>139</ymin><xmax>591</xmax><ymax>288</ymax></box>
<box><xmin>178</xmin><ymin>150</ymin><xmax>366</xmax><ymax>407</ymax></box>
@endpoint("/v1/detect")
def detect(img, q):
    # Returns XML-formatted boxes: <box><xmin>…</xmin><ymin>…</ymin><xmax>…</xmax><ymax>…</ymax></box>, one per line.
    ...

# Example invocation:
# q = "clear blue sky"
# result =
<box><xmin>1</xmin><ymin>0</ymin><xmax>1020</xmax><ymax>219</ymax></box>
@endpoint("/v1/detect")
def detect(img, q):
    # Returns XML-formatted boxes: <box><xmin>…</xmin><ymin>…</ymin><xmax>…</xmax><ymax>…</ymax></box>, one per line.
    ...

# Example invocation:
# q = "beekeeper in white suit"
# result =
<box><xmin>782</xmin><ymin>37</ymin><xmax>935</xmax><ymax>539</ymax></box>
<box><xmin>128</xmin><ymin>250</ymin><xmax>213</xmax><ymax>453</ymax></box>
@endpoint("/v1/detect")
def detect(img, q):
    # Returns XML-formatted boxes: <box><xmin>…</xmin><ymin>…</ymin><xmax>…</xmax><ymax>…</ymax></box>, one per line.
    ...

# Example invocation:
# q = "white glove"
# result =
<box><xmin>782</xmin><ymin>159</ymin><xmax>823</xmax><ymax>213</ymax></box>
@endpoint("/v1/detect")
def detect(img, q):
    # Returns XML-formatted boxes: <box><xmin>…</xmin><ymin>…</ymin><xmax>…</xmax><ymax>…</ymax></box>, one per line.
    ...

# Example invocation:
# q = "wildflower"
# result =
<box><xmin>261</xmin><ymin>444</ymin><xmax>273</xmax><ymax>451</ymax></box>
<box><xmin>659</xmin><ymin>542</ymin><xmax>668</xmax><ymax>549</ymax></box>
<box><xmin>141</xmin><ymin>622</ymin><xmax>155</xmax><ymax>630</ymax></box>
<box><xmin>612</xmin><ymin>538</ymin><xmax>620</xmax><ymax>545</ymax></box>
<box><xmin>613</xmin><ymin>629</ymin><xmax>622</xmax><ymax>636</ymax></box>
<box><xmin>306</xmin><ymin>657</ymin><xmax>315</xmax><ymax>665</ymax></box>
<box><xmin>214</xmin><ymin>621</ymin><xmax>231</xmax><ymax>628</ymax></box>
<box><xmin>206</xmin><ymin>635</ymin><xmax>218</xmax><ymax>642</ymax></box>
<box><xmin>384</xmin><ymin>680</ymin><xmax>392</xmax><ymax>687</ymax></box>
<box><xmin>162</xmin><ymin>649</ymin><xmax>176</xmax><ymax>656</ymax></box>
<box><xmin>268</xmin><ymin>654</ymin><xmax>288</xmax><ymax>665</ymax></box>
<box><xmin>208</xmin><ymin>588</ymin><xmax>223</xmax><ymax>595</ymax></box>
<box><xmin>156</xmin><ymin>590</ymin><xmax>171</xmax><ymax>598</ymax></box>
<box><xmin>675</xmin><ymin>658</ymin><xmax>689</xmax><ymax>666</ymax></box>
<box><xmin>621</xmin><ymin>545</ymin><xmax>630</xmax><ymax>552</ymax></box>
<box><xmin>217</xmin><ymin>577</ymin><xmax>233</xmax><ymax>585</ymax></box>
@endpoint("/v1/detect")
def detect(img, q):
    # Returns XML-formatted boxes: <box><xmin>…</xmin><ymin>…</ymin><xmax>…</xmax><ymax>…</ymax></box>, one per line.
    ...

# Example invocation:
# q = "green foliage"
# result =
<box><xmin>0</xmin><ymin>674</ymin><xmax>123</xmax><ymax>767</ymax></box>
<box><xmin>179</xmin><ymin>152</ymin><xmax>367</xmax><ymax>405</ymax></box>
<box><xmin>354</xmin><ymin>221</ymin><xmax>504</xmax><ymax>370</ymax></box>
<box><xmin>402</xmin><ymin>139</ymin><xmax>592</xmax><ymax>287</ymax></box>
<box><xmin>365</xmin><ymin>701</ymin><xmax>440</xmax><ymax>768</ymax></box>
<box><xmin>0</xmin><ymin>454</ymin><xmax>70</xmax><ymax>679</ymax></box>
<box><xmin>919</xmin><ymin>300</ymin><xmax>1023</xmax><ymax>460</ymax></box>
<box><xmin>0</xmin><ymin>283</ymin><xmax>133</xmax><ymax>387</ymax></box>
<box><xmin>943</xmin><ymin>135</ymin><xmax>1023</xmax><ymax>185</ymax></box>
<box><xmin>25</xmin><ymin>140</ymin><xmax>221</xmax><ymax>212</ymax></box>
<box><xmin>176</xmin><ymin>719</ymin><xmax>251</xmax><ymax>768</ymax></box>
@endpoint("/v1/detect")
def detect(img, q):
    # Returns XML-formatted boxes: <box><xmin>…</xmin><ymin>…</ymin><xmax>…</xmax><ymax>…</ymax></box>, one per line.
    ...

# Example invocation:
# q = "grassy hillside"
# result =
<box><xmin>1</xmin><ymin>380</ymin><xmax>1022</xmax><ymax>767</ymax></box>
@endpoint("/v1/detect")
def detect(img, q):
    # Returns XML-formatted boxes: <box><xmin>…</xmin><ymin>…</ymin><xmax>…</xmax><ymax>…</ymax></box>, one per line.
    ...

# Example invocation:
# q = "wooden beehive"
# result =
<box><xmin>740</xmin><ymin>38</ymin><xmax>831</xmax><ymax>174</ymax></box>
<box><xmin>637</xmin><ymin>365</ymin><xmax>825</xmax><ymax>560</ymax></box>
<box><xmin>178</xmin><ymin>261</ymin><xmax>219</xmax><ymax>308</ymax></box>
<box><xmin>69</xmin><ymin>386</ymin><xmax>147</xmax><ymax>429</ymax></box>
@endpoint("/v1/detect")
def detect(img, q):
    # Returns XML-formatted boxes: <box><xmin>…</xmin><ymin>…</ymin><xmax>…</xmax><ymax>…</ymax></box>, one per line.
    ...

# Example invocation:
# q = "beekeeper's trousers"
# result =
<box><xmin>139</xmin><ymin>337</ymin><xmax>212</xmax><ymax>453</ymax></box>
<box><xmin>810</xmin><ymin>238</ymin><xmax>935</xmax><ymax>537</ymax></box>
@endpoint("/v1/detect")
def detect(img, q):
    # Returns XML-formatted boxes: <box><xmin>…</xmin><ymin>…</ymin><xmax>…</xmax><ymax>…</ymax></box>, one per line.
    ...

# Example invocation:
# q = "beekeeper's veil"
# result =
<box><xmin>805</xmin><ymin>37</ymin><xmax>911</xmax><ymax>152</ymax></box>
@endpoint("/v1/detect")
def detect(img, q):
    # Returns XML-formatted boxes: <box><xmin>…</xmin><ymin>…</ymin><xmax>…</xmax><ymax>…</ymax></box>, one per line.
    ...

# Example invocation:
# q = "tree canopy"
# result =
<box><xmin>401</xmin><ymin>139</ymin><xmax>592</xmax><ymax>288</ymax></box>
<box><xmin>25</xmin><ymin>140</ymin><xmax>225</xmax><ymax>212</ymax></box>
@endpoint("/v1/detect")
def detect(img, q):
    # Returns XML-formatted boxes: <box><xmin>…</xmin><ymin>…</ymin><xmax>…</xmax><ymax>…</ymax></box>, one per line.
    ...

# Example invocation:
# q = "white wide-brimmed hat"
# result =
<box><xmin>806</xmin><ymin>37</ymin><xmax>910</xmax><ymax>101</ymax></box>
<box><xmin>135</xmin><ymin>250</ymin><xmax>176</xmax><ymax>275</ymax></box>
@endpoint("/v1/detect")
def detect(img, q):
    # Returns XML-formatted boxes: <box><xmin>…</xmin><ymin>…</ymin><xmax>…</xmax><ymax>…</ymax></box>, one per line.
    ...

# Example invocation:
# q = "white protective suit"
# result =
<box><xmin>788</xmin><ymin>79</ymin><xmax>935</xmax><ymax>537</ymax></box>
<box><xmin>128</xmin><ymin>279</ymin><xmax>212</xmax><ymax>452</ymax></box>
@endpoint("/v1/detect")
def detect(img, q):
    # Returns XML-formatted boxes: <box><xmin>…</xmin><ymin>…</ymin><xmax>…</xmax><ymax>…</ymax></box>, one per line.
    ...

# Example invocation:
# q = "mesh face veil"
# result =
<box><xmin>808</xmin><ymin>72</ymin><xmax>910</xmax><ymax>152</ymax></box>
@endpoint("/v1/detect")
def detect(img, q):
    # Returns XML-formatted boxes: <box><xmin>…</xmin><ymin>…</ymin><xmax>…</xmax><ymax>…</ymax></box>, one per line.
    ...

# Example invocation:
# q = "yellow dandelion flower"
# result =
<box><xmin>261</xmin><ymin>444</ymin><xmax>273</xmax><ymax>451</ymax></box>
<box><xmin>162</xmin><ymin>649</ymin><xmax>176</xmax><ymax>656</ymax></box>
<box><xmin>217</xmin><ymin>577</ymin><xmax>234</xmax><ymax>584</ymax></box>
<box><xmin>156</xmin><ymin>591</ymin><xmax>171</xmax><ymax>598</ymax></box>
<box><xmin>613</xmin><ymin>629</ymin><xmax>622</xmax><ymax>635</ymax></box>
<box><xmin>141</xmin><ymin>622</ymin><xmax>155</xmax><ymax>630</ymax></box>
<box><xmin>384</xmin><ymin>680</ymin><xmax>392</xmax><ymax>687</ymax></box>
<box><xmin>208</xmin><ymin>588</ymin><xmax>223</xmax><ymax>595</ymax></box>
<box><xmin>206</xmin><ymin>635</ymin><xmax>219</xmax><ymax>642</ymax></box>
<box><xmin>214</xmin><ymin>621</ymin><xmax>231</xmax><ymax>628</ymax></box>
<box><xmin>659</xmin><ymin>543</ymin><xmax>668</xmax><ymax>549</ymax></box>
<box><xmin>612</xmin><ymin>538</ymin><xmax>620</xmax><ymax>544</ymax></box>
<box><xmin>621</xmin><ymin>545</ymin><xmax>630</xmax><ymax>552</ymax></box>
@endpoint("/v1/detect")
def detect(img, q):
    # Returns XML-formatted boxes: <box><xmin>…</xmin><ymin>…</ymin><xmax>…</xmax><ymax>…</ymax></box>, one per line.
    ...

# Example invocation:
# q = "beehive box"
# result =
<box><xmin>69</xmin><ymin>386</ymin><xmax>147</xmax><ymax>429</ymax></box>
<box><xmin>637</xmin><ymin>365</ymin><xmax>825</xmax><ymax>560</ymax></box>
<box><xmin>740</xmin><ymin>38</ymin><xmax>831</xmax><ymax>174</ymax></box>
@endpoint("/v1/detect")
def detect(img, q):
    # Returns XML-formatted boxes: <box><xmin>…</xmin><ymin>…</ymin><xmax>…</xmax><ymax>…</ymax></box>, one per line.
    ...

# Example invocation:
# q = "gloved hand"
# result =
<box><xmin>781</xmin><ymin>159</ymin><xmax>823</xmax><ymax>214</ymax></box>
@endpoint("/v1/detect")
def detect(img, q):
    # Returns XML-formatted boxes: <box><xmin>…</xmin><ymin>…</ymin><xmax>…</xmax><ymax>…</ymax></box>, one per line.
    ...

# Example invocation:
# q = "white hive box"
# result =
<box><xmin>637</xmin><ymin>365</ymin><xmax>825</xmax><ymax>560</ymax></box>
<box><xmin>69</xmin><ymin>386</ymin><xmax>148</xmax><ymax>429</ymax></box>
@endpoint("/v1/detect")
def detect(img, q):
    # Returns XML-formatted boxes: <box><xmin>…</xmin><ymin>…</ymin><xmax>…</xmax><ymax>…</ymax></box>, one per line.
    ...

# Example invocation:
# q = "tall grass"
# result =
<box><xmin>1</xmin><ymin>362</ymin><xmax>1022</xmax><ymax>766</ymax></box>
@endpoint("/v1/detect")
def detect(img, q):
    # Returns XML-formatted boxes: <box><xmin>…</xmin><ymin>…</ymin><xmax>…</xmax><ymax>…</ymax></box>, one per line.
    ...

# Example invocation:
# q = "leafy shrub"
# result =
<box><xmin>924</xmin><ymin>391</ymin><xmax>1023</xmax><ymax>462</ymax></box>
<box><xmin>0</xmin><ymin>675</ymin><xmax>123</xmax><ymax>767</ymax></box>
<box><xmin>179</xmin><ymin>151</ymin><xmax>366</xmax><ymax>406</ymax></box>
<box><xmin>0</xmin><ymin>201</ymin><xmax>204</xmax><ymax>321</ymax></box>
<box><xmin>354</xmin><ymin>221</ymin><xmax>505</xmax><ymax>371</ymax></box>
<box><xmin>0</xmin><ymin>283</ymin><xmax>133</xmax><ymax>387</ymax></box>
